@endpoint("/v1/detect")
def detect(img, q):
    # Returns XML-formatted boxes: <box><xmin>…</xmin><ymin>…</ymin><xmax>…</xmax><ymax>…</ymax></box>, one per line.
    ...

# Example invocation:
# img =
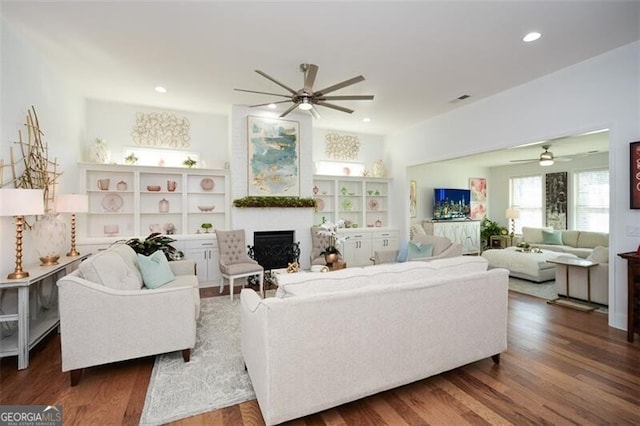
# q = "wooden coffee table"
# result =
<box><xmin>546</xmin><ymin>257</ymin><xmax>599</xmax><ymax>311</ymax></box>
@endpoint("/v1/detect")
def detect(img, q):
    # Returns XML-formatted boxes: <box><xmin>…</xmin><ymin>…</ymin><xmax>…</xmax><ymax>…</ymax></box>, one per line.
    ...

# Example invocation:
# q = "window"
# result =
<box><xmin>574</xmin><ymin>169</ymin><xmax>609</xmax><ymax>232</ymax></box>
<box><xmin>509</xmin><ymin>175</ymin><xmax>543</xmax><ymax>233</ymax></box>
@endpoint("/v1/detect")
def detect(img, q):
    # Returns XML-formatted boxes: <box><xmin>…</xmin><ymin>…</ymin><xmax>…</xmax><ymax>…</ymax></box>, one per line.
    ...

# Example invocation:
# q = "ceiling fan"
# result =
<box><xmin>509</xmin><ymin>144</ymin><xmax>573</xmax><ymax>166</ymax></box>
<box><xmin>234</xmin><ymin>63</ymin><xmax>374</xmax><ymax>119</ymax></box>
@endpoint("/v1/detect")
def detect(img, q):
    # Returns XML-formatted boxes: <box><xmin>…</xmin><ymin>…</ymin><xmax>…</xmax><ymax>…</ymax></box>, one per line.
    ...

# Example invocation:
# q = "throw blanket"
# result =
<box><xmin>482</xmin><ymin>247</ymin><xmax>576</xmax><ymax>277</ymax></box>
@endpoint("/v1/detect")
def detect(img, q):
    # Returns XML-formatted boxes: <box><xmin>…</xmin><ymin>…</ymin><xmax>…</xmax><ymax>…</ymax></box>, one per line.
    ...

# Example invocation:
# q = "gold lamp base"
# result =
<box><xmin>39</xmin><ymin>256</ymin><xmax>60</xmax><ymax>266</ymax></box>
<box><xmin>66</xmin><ymin>249</ymin><xmax>81</xmax><ymax>257</ymax></box>
<box><xmin>7</xmin><ymin>270</ymin><xmax>30</xmax><ymax>280</ymax></box>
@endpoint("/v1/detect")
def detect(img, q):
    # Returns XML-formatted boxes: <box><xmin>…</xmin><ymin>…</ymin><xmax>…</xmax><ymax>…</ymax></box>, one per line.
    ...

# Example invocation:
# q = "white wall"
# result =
<box><xmin>385</xmin><ymin>41</ymin><xmax>640</xmax><ymax>331</ymax></box>
<box><xmin>1</xmin><ymin>19</ymin><xmax>85</xmax><ymax>277</ymax></box>
<box><xmin>85</xmin><ymin>99</ymin><xmax>228</xmax><ymax>169</ymax></box>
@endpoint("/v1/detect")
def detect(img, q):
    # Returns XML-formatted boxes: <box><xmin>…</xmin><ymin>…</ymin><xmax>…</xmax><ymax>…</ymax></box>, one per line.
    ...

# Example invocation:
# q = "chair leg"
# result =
<box><xmin>70</xmin><ymin>369</ymin><xmax>83</xmax><ymax>386</ymax></box>
<box><xmin>219</xmin><ymin>277</ymin><xmax>225</xmax><ymax>294</ymax></box>
<box><xmin>182</xmin><ymin>348</ymin><xmax>191</xmax><ymax>362</ymax></box>
<box><xmin>229</xmin><ymin>277</ymin><xmax>234</xmax><ymax>300</ymax></box>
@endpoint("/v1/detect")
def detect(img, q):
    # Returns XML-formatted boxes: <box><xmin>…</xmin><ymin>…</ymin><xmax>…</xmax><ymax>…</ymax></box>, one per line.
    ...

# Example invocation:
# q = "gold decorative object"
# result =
<box><xmin>56</xmin><ymin>194</ymin><xmax>88</xmax><ymax>257</ymax></box>
<box><xmin>286</xmin><ymin>261</ymin><xmax>300</xmax><ymax>273</ymax></box>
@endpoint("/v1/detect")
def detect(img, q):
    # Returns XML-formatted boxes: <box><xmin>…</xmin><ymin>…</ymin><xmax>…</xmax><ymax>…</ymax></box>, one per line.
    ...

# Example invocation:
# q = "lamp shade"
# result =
<box><xmin>505</xmin><ymin>208</ymin><xmax>520</xmax><ymax>220</ymax></box>
<box><xmin>56</xmin><ymin>193</ymin><xmax>89</xmax><ymax>213</ymax></box>
<box><xmin>0</xmin><ymin>188</ymin><xmax>45</xmax><ymax>216</ymax></box>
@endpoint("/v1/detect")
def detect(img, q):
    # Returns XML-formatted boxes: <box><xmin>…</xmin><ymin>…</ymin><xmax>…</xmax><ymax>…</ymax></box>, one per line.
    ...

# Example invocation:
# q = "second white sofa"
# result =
<box><xmin>241</xmin><ymin>257</ymin><xmax>508</xmax><ymax>425</ymax></box>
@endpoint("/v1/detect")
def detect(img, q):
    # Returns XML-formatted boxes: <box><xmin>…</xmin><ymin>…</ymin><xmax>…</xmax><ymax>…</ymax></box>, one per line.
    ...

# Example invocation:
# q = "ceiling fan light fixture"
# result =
<box><xmin>298</xmin><ymin>98</ymin><xmax>313</xmax><ymax>110</ymax></box>
<box><xmin>539</xmin><ymin>152</ymin><xmax>554</xmax><ymax>166</ymax></box>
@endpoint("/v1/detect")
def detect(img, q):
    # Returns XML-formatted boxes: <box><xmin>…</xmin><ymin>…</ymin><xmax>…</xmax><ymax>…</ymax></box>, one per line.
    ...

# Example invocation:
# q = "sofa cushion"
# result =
<box><xmin>542</xmin><ymin>229</ymin><xmax>563</xmax><ymax>245</ymax></box>
<box><xmin>561</xmin><ymin>230</ymin><xmax>579</xmax><ymax>247</ymax></box>
<box><xmin>138</xmin><ymin>251</ymin><xmax>175</xmax><ymax>289</ymax></box>
<box><xmin>522</xmin><ymin>226</ymin><xmax>554</xmax><ymax>244</ymax></box>
<box><xmin>407</xmin><ymin>241</ymin><xmax>433</xmax><ymax>261</ymax></box>
<box><xmin>587</xmin><ymin>246</ymin><xmax>609</xmax><ymax>263</ymax></box>
<box><xmin>109</xmin><ymin>243</ymin><xmax>144</xmax><ymax>284</ymax></box>
<box><xmin>78</xmin><ymin>249</ymin><xmax>142</xmax><ymax>290</ymax></box>
<box><xmin>577</xmin><ymin>231</ymin><xmax>608</xmax><ymax>248</ymax></box>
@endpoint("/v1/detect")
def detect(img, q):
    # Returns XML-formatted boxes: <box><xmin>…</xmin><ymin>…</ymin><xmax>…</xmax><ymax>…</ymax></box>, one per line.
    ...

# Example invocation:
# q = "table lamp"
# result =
<box><xmin>56</xmin><ymin>193</ymin><xmax>89</xmax><ymax>257</ymax></box>
<box><xmin>0</xmin><ymin>188</ymin><xmax>45</xmax><ymax>279</ymax></box>
<box><xmin>505</xmin><ymin>208</ymin><xmax>520</xmax><ymax>241</ymax></box>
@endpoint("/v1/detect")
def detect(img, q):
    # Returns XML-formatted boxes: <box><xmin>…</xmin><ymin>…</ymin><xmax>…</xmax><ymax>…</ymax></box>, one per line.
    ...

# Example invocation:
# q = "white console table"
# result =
<box><xmin>0</xmin><ymin>254</ymin><xmax>90</xmax><ymax>369</ymax></box>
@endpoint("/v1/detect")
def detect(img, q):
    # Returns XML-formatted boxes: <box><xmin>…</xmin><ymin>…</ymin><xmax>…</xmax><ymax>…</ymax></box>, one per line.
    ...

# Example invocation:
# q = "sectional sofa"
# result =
<box><xmin>517</xmin><ymin>226</ymin><xmax>609</xmax><ymax>258</ymax></box>
<box><xmin>240</xmin><ymin>257</ymin><xmax>509</xmax><ymax>425</ymax></box>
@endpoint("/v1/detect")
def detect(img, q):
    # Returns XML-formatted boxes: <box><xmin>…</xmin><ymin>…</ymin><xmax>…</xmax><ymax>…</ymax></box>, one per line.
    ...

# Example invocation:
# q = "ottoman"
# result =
<box><xmin>481</xmin><ymin>247</ymin><xmax>578</xmax><ymax>282</ymax></box>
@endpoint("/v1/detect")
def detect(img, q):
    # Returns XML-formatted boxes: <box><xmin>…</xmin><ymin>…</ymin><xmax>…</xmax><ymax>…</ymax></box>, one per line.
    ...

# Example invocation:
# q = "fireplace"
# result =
<box><xmin>249</xmin><ymin>230</ymin><xmax>300</xmax><ymax>271</ymax></box>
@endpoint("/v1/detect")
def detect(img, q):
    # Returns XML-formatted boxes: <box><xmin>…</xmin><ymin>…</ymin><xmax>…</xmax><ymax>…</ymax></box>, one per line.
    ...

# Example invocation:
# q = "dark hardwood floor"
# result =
<box><xmin>2</xmin><ymin>288</ymin><xmax>639</xmax><ymax>425</ymax></box>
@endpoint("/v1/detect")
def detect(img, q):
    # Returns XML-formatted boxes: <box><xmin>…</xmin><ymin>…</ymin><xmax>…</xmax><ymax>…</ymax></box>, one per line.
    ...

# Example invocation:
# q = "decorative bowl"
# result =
<box><xmin>198</xmin><ymin>205</ymin><xmax>215</xmax><ymax>212</ymax></box>
<box><xmin>147</xmin><ymin>185</ymin><xmax>161</xmax><ymax>192</ymax></box>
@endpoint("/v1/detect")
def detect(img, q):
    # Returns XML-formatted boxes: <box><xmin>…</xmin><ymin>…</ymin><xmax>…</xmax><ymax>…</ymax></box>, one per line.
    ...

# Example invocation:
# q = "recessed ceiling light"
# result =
<box><xmin>267</xmin><ymin>103</ymin><xmax>277</xmax><ymax>109</ymax></box>
<box><xmin>154</xmin><ymin>86</ymin><xmax>167</xmax><ymax>93</ymax></box>
<box><xmin>362</xmin><ymin>117</ymin><xmax>371</xmax><ymax>123</ymax></box>
<box><xmin>523</xmin><ymin>32</ymin><xmax>541</xmax><ymax>43</ymax></box>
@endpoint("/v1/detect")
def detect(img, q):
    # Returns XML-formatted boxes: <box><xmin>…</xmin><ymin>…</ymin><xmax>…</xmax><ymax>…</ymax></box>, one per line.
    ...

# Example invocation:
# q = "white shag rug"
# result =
<box><xmin>139</xmin><ymin>296</ymin><xmax>255</xmax><ymax>425</ymax></box>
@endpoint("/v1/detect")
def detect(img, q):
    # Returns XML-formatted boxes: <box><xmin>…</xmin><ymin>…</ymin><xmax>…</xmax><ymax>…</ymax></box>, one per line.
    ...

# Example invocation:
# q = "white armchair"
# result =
<box><xmin>57</xmin><ymin>244</ymin><xmax>200</xmax><ymax>385</ymax></box>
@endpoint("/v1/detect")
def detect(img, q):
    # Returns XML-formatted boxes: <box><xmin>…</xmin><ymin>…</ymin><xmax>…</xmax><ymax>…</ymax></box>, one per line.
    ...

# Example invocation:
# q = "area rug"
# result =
<box><xmin>139</xmin><ymin>296</ymin><xmax>255</xmax><ymax>425</ymax></box>
<box><xmin>508</xmin><ymin>277</ymin><xmax>557</xmax><ymax>300</ymax></box>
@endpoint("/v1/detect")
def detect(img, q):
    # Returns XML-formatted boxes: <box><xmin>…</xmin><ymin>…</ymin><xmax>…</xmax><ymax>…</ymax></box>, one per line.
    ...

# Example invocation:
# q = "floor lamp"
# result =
<box><xmin>505</xmin><ymin>208</ymin><xmax>520</xmax><ymax>246</ymax></box>
<box><xmin>56</xmin><ymin>193</ymin><xmax>89</xmax><ymax>257</ymax></box>
<box><xmin>0</xmin><ymin>188</ymin><xmax>45</xmax><ymax>279</ymax></box>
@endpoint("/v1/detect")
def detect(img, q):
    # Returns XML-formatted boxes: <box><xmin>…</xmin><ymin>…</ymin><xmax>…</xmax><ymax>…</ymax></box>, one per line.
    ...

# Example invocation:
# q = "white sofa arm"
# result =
<box><xmin>57</xmin><ymin>274</ymin><xmax>197</xmax><ymax>372</ymax></box>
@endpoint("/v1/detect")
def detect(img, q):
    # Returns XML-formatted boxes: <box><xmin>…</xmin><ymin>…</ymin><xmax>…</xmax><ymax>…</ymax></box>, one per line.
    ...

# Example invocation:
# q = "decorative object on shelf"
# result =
<box><xmin>56</xmin><ymin>193</ymin><xmax>89</xmax><ymax>257</ymax></box>
<box><xmin>375</xmin><ymin>219</ymin><xmax>382</xmax><ymax>227</ymax></box>
<box><xmin>341</xmin><ymin>186</ymin><xmax>348</xmax><ymax>195</ymax></box>
<box><xmin>233</xmin><ymin>196</ymin><xmax>316</xmax><ymax>208</ymax></box>
<box><xmin>200</xmin><ymin>178</ymin><xmax>214</xmax><ymax>191</ymax></box>
<box><xmin>32</xmin><ymin>213</ymin><xmax>66</xmax><ymax>265</ymax></box>
<box><xmin>89</xmin><ymin>138</ymin><xmax>111</xmax><ymax>164</ymax></box>
<box><xmin>197</xmin><ymin>205</ymin><xmax>215</xmax><ymax>212</ymax></box>
<box><xmin>101</xmin><ymin>193</ymin><xmax>123</xmax><ymax>212</ymax></box>
<box><xmin>146</xmin><ymin>185</ymin><xmax>161</xmax><ymax>192</ymax></box>
<box><xmin>97</xmin><ymin>178</ymin><xmax>110</xmax><ymax>190</ymax></box>
<box><xmin>124</xmin><ymin>152</ymin><xmax>138</xmax><ymax>165</ymax></box>
<box><xmin>117</xmin><ymin>180</ymin><xmax>127</xmax><ymax>191</ymax></box>
<box><xmin>104</xmin><ymin>224</ymin><xmax>119</xmax><ymax>236</ymax></box>
<box><xmin>343</xmin><ymin>167</ymin><xmax>351</xmax><ymax>176</ymax></box>
<box><xmin>182</xmin><ymin>156</ymin><xmax>197</xmax><ymax>168</ymax></box>
<box><xmin>374</xmin><ymin>190</ymin><xmax>380</xmax><ymax>195</ymax></box>
<box><xmin>123</xmin><ymin>233</ymin><xmax>184</xmax><ymax>261</ymax></box>
<box><xmin>367</xmin><ymin>190</ymin><xmax>373</xmax><ymax>195</ymax></box>
<box><xmin>325</xmin><ymin>133</ymin><xmax>360</xmax><ymax>160</ymax></box>
<box><xmin>313</xmin><ymin>185</ymin><xmax>319</xmax><ymax>195</ymax></box>
<box><xmin>164</xmin><ymin>223</ymin><xmax>176</xmax><ymax>235</ymax></box>
<box><xmin>315</xmin><ymin>198</ymin><xmax>325</xmax><ymax>212</ymax></box>
<box><xmin>286</xmin><ymin>261</ymin><xmax>300</xmax><ymax>273</ymax></box>
<box><xmin>167</xmin><ymin>180</ymin><xmax>177</xmax><ymax>192</ymax></box>
<box><xmin>131</xmin><ymin>112</ymin><xmax>191</xmax><ymax>148</ymax></box>
<box><xmin>316</xmin><ymin>219</ymin><xmax>347</xmax><ymax>266</ymax></box>
<box><xmin>372</xmin><ymin>160</ymin><xmax>386</xmax><ymax>177</ymax></box>
<box><xmin>368</xmin><ymin>198</ymin><xmax>379</xmax><ymax>211</ymax></box>
<box><xmin>0</xmin><ymin>188</ymin><xmax>44</xmax><ymax>279</ymax></box>
<box><xmin>201</xmin><ymin>223</ymin><xmax>213</xmax><ymax>233</ymax></box>
<box><xmin>248</xmin><ymin>116</ymin><xmax>299</xmax><ymax>197</ymax></box>
<box><xmin>149</xmin><ymin>223</ymin><xmax>162</xmax><ymax>233</ymax></box>
<box><xmin>341</xmin><ymin>199</ymin><xmax>352</xmax><ymax>211</ymax></box>
<box><xmin>159</xmin><ymin>198</ymin><xmax>169</xmax><ymax>213</ymax></box>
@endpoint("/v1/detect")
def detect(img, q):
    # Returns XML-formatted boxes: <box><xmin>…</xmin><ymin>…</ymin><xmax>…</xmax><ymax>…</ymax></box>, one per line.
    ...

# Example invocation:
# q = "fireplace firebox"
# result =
<box><xmin>249</xmin><ymin>230</ymin><xmax>300</xmax><ymax>271</ymax></box>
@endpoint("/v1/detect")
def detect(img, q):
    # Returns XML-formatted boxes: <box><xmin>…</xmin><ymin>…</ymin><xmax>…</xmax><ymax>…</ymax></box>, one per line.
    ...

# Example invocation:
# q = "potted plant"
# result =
<box><xmin>480</xmin><ymin>217</ymin><xmax>504</xmax><ymax>248</ymax></box>
<box><xmin>122</xmin><ymin>233</ymin><xmax>183</xmax><ymax>260</ymax></box>
<box><xmin>316</xmin><ymin>219</ymin><xmax>348</xmax><ymax>264</ymax></box>
<box><xmin>201</xmin><ymin>223</ymin><xmax>213</xmax><ymax>233</ymax></box>
<box><xmin>183</xmin><ymin>157</ymin><xmax>197</xmax><ymax>168</ymax></box>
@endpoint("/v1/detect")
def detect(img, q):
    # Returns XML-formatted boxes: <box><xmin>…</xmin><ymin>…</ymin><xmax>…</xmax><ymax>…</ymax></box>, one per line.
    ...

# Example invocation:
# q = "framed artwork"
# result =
<box><xmin>409</xmin><ymin>180</ymin><xmax>417</xmax><ymax>218</ymax></box>
<box><xmin>545</xmin><ymin>171</ymin><xmax>568</xmax><ymax>229</ymax></box>
<box><xmin>631</xmin><ymin>141</ymin><xmax>640</xmax><ymax>209</ymax></box>
<box><xmin>247</xmin><ymin>116</ymin><xmax>300</xmax><ymax>196</ymax></box>
<box><xmin>469</xmin><ymin>177</ymin><xmax>486</xmax><ymax>220</ymax></box>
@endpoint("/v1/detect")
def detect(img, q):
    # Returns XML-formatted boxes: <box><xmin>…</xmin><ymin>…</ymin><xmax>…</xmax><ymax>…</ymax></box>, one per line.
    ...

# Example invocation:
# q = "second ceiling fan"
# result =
<box><xmin>235</xmin><ymin>63</ymin><xmax>374</xmax><ymax>118</ymax></box>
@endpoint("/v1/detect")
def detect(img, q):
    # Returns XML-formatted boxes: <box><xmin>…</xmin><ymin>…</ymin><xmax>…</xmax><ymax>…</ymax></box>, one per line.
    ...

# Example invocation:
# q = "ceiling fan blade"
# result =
<box><xmin>234</xmin><ymin>88</ymin><xmax>292</xmax><ymax>98</ymax></box>
<box><xmin>316</xmin><ymin>102</ymin><xmax>354</xmax><ymax>114</ymax></box>
<box><xmin>317</xmin><ymin>95</ymin><xmax>374</xmax><ymax>101</ymax></box>
<box><xmin>316</xmin><ymin>75</ymin><xmax>365</xmax><ymax>96</ymax></box>
<box><xmin>509</xmin><ymin>159</ymin><xmax>537</xmax><ymax>163</ymax></box>
<box><xmin>303</xmin><ymin>64</ymin><xmax>318</xmax><ymax>92</ymax></box>
<box><xmin>249</xmin><ymin>100</ymin><xmax>292</xmax><ymax>108</ymax></box>
<box><xmin>279</xmin><ymin>103</ymin><xmax>299</xmax><ymax>118</ymax></box>
<box><xmin>309</xmin><ymin>105</ymin><xmax>321</xmax><ymax>119</ymax></box>
<box><xmin>255</xmin><ymin>70</ymin><xmax>297</xmax><ymax>95</ymax></box>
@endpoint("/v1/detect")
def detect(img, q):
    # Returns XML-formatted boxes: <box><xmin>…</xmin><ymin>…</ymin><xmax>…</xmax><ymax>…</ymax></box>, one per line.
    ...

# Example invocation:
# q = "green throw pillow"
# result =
<box><xmin>407</xmin><ymin>242</ymin><xmax>433</xmax><ymax>260</ymax></box>
<box><xmin>137</xmin><ymin>251</ymin><xmax>175</xmax><ymax>289</ymax></box>
<box><xmin>542</xmin><ymin>229</ymin><xmax>563</xmax><ymax>245</ymax></box>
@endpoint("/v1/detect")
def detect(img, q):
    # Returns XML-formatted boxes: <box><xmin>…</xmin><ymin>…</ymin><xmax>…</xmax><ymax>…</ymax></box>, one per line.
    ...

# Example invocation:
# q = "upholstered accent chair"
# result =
<box><xmin>310</xmin><ymin>226</ymin><xmax>332</xmax><ymax>266</ymax></box>
<box><xmin>215</xmin><ymin>229</ymin><xmax>264</xmax><ymax>300</ymax></box>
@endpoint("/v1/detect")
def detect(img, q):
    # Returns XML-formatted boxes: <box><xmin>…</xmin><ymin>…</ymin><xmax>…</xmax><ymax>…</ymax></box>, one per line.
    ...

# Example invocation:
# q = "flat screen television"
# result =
<box><xmin>433</xmin><ymin>188</ymin><xmax>471</xmax><ymax>220</ymax></box>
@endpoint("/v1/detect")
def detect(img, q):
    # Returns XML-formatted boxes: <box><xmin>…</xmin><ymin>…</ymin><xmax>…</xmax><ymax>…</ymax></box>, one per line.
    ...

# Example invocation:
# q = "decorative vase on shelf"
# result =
<box><xmin>159</xmin><ymin>198</ymin><xmax>169</xmax><ymax>213</ymax></box>
<box><xmin>324</xmin><ymin>252</ymin><xmax>339</xmax><ymax>266</ymax></box>
<box><xmin>89</xmin><ymin>138</ymin><xmax>110</xmax><ymax>164</ymax></box>
<box><xmin>32</xmin><ymin>213</ymin><xmax>67</xmax><ymax>265</ymax></box>
<box><xmin>313</xmin><ymin>185</ymin><xmax>319</xmax><ymax>195</ymax></box>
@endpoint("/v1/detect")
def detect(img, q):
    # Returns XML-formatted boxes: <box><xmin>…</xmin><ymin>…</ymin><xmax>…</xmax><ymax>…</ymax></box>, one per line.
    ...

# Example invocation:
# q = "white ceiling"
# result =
<box><xmin>2</xmin><ymin>1</ymin><xmax>639</xmax><ymax>137</ymax></box>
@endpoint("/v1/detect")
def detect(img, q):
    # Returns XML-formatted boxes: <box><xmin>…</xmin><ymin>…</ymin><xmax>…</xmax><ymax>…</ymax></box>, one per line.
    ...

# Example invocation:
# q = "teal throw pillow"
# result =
<box><xmin>542</xmin><ymin>229</ymin><xmax>563</xmax><ymax>245</ymax></box>
<box><xmin>137</xmin><ymin>251</ymin><xmax>175</xmax><ymax>289</ymax></box>
<box><xmin>407</xmin><ymin>242</ymin><xmax>433</xmax><ymax>260</ymax></box>
<box><xmin>396</xmin><ymin>241</ymin><xmax>409</xmax><ymax>262</ymax></box>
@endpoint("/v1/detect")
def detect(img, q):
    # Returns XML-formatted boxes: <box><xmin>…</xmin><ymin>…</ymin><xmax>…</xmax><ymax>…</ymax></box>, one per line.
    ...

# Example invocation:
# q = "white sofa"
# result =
<box><xmin>554</xmin><ymin>246</ymin><xmax>609</xmax><ymax>305</ymax></box>
<box><xmin>57</xmin><ymin>243</ymin><xmax>200</xmax><ymax>385</ymax></box>
<box><xmin>518</xmin><ymin>226</ymin><xmax>608</xmax><ymax>259</ymax></box>
<box><xmin>241</xmin><ymin>257</ymin><xmax>508</xmax><ymax>425</ymax></box>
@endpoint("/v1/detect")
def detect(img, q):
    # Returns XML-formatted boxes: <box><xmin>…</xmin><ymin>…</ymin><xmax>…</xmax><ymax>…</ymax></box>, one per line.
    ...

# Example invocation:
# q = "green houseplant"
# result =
<box><xmin>480</xmin><ymin>217</ymin><xmax>505</xmax><ymax>247</ymax></box>
<box><xmin>122</xmin><ymin>233</ymin><xmax>183</xmax><ymax>260</ymax></box>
